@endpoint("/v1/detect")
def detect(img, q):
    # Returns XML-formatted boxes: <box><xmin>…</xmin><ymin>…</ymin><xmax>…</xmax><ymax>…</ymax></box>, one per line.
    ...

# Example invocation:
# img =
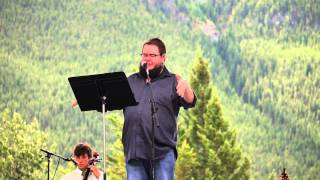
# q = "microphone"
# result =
<box><xmin>142</xmin><ymin>63</ymin><xmax>151</xmax><ymax>83</ymax></box>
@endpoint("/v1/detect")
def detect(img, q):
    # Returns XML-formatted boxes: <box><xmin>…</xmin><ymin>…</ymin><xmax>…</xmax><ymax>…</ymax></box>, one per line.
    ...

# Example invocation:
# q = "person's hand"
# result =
<box><xmin>176</xmin><ymin>74</ymin><xmax>194</xmax><ymax>103</ymax></box>
<box><xmin>176</xmin><ymin>74</ymin><xmax>189</xmax><ymax>97</ymax></box>
<box><xmin>71</xmin><ymin>99</ymin><xmax>78</xmax><ymax>108</ymax></box>
<box><xmin>88</xmin><ymin>165</ymin><xmax>101</xmax><ymax>179</ymax></box>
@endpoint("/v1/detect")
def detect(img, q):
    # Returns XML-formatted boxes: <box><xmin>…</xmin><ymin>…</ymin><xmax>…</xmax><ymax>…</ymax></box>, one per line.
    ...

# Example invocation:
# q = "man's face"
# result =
<box><xmin>75</xmin><ymin>154</ymin><xmax>90</xmax><ymax>170</ymax></box>
<box><xmin>141</xmin><ymin>44</ymin><xmax>165</xmax><ymax>70</ymax></box>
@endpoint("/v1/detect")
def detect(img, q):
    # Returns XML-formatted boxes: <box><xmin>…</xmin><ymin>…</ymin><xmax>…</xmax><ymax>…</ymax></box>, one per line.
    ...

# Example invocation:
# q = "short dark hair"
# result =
<box><xmin>143</xmin><ymin>38</ymin><xmax>166</xmax><ymax>55</ymax></box>
<box><xmin>73</xmin><ymin>143</ymin><xmax>92</xmax><ymax>158</ymax></box>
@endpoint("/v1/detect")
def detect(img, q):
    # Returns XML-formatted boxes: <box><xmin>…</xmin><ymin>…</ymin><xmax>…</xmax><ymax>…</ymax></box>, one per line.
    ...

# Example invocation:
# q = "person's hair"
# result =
<box><xmin>143</xmin><ymin>38</ymin><xmax>166</xmax><ymax>55</ymax></box>
<box><xmin>73</xmin><ymin>143</ymin><xmax>93</xmax><ymax>158</ymax></box>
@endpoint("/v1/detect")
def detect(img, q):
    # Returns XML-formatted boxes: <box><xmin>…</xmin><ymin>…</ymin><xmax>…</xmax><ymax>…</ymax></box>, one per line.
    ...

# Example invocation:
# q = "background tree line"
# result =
<box><xmin>0</xmin><ymin>0</ymin><xmax>319</xmax><ymax>179</ymax></box>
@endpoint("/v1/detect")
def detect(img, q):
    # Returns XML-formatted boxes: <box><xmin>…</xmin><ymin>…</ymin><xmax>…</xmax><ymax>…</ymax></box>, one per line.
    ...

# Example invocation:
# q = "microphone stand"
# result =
<box><xmin>40</xmin><ymin>149</ymin><xmax>75</xmax><ymax>180</ymax></box>
<box><xmin>146</xmin><ymin>70</ymin><xmax>160</xmax><ymax>180</ymax></box>
<box><xmin>101</xmin><ymin>96</ymin><xmax>107</xmax><ymax>180</ymax></box>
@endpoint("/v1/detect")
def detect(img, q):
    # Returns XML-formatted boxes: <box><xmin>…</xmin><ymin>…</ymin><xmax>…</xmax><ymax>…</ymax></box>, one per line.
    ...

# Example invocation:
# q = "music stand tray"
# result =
<box><xmin>68</xmin><ymin>71</ymin><xmax>137</xmax><ymax>111</ymax></box>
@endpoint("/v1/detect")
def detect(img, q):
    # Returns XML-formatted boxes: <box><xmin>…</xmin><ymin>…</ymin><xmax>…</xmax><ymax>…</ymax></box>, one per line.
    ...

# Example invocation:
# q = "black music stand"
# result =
<box><xmin>68</xmin><ymin>72</ymin><xmax>137</xmax><ymax>180</ymax></box>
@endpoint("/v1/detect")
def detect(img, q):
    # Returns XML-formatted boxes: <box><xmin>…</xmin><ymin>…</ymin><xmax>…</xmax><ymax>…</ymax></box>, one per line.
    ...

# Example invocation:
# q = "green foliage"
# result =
<box><xmin>0</xmin><ymin>109</ymin><xmax>48</xmax><ymax>179</ymax></box>
<box><xmin>268</xmin><ymin>169</ymin><xmax>277</xmax><ymax>180</ymax></box>
<box><xmin>0</xmin><ymin>0</ymin><xmax>198</xmax><ymax>156</ymax></box>
<box><xmin>181</xmin><ymin>55</ymin><xmax>251</xmax><ymax>179</ymax></box>
<box><xmin>174</xmin><ymin>0</ymin><xmax>320</xmax><ymax>44</ymax></box>
<box><xmin>106</xmin><ymin>113</ymin><xmax>126</xmax><ymax>179</ymax></box>
<box><xmin>176</xmin><ymin>139</ymin><xmax>199</xmax><ymax>180</ymax></box>
<box><xmin>0</xmin><ymin>0</ymin><xmax>319</xmax><ymax>179</ymax></box>
<box><xmin>212</xmin><ymin>29</ymin><xmax>320</xmax><ymax>178</ymax></box>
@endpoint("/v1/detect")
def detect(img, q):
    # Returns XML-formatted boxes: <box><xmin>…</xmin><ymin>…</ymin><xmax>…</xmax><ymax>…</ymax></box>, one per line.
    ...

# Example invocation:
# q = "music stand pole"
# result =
<box><xmin>102</xmin><ymin>96</ymin><xmax>107</xmax><ymax>180</ymax></box>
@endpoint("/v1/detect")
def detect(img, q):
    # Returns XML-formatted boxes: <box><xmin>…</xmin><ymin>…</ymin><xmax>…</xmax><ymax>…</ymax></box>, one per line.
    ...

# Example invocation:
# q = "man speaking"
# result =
<box><xmin>123</xmin><ymin>38</ymin><xmax>196</xmax><ymax>180</ymax></box>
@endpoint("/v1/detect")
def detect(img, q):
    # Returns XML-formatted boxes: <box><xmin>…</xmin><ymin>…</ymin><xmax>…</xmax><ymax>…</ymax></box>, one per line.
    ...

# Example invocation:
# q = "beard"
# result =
<box><xmin>139</xmin><ymin>63</ymin><xmax>164</xmax><ymax>80</ymax></box>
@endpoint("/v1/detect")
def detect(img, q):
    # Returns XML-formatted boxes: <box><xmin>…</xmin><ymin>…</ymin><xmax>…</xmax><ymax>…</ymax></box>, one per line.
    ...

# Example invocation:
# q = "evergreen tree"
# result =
<box><xmin>184</xmin><ymin>55</ymin><xmax>251</xmax><ymax>179</ymax></box>
<box><xmin>175</xmin><ymin>139</ymin><xmax>199</xmax><ymax>180</ymax></box>
<box><xmin>0</xmin><ymin>109</ymin><xmax>48</xmax><ymax>179</ymax></box>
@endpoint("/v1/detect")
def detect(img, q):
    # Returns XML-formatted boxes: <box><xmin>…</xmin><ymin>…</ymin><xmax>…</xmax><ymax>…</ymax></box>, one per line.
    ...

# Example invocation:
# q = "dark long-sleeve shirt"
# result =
<box><xmin>122</xmin><ymin>66</ymin><xmax>196</xmax><ymax>163</ymax></box>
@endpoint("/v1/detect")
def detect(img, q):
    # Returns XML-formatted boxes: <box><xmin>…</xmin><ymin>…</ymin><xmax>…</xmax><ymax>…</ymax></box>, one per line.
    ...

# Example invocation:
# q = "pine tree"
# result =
<box><xmin>183</xmin><ymin>55</ymin><xmax>251</xmax><ymax>179</ymax></box>
<box><xmin>175</xmin><ymin>139</ymin><xmax>199</xmax><ymax>180</ymax></box>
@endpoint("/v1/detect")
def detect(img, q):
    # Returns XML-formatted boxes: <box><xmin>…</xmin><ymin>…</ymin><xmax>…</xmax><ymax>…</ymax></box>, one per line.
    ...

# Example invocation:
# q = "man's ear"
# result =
<box><xmin>161</xmin><ymin>54</ymin><xmax>166</xmax><ymax>62</ymax></box>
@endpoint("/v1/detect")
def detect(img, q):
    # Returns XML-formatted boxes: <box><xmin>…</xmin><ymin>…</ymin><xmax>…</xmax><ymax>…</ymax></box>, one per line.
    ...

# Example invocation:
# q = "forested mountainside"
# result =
<box><xmin>1</xmin><ymin>0</ymin><xmax>319</xmax><ymax>179</ymax></box>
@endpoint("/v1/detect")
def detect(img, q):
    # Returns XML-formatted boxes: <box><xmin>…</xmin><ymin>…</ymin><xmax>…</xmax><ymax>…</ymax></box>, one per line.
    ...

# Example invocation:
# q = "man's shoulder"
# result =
<box><xmin>128</xmin><ymin>72</ymin><xmax>139</xmax><ymax>79</ymax></box>
<box><xmin>161</xmin><ymin>66</ymin><xmax>176</xmax><ymax>79</ymax></box>
<box><xmin>127</xmin><ymin>69</ymin><xmax>176</xmax><ymax>82</ymax></box>
<box><xmin>127</xmin><ymin>72</ymin><xmax>142</xmax><ymax>83</ymax></box>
